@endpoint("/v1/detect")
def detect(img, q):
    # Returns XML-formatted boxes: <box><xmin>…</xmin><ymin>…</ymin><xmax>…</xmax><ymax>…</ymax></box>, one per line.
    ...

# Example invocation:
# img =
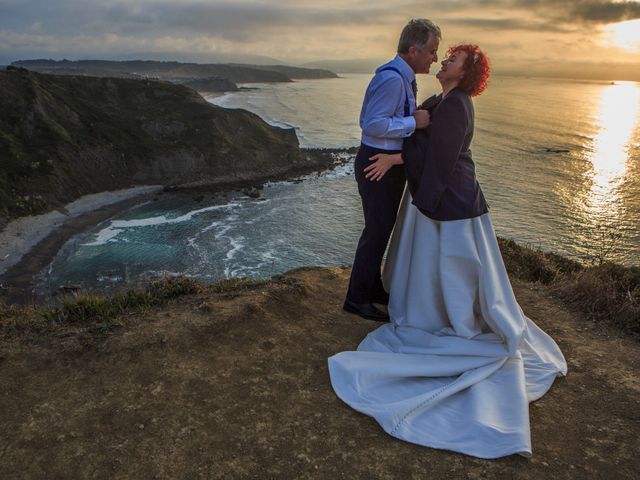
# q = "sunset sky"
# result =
<box><xmin>1</xmin><ymin>0</ymin><xmax>640</xmax><ymax>80</ymax></box>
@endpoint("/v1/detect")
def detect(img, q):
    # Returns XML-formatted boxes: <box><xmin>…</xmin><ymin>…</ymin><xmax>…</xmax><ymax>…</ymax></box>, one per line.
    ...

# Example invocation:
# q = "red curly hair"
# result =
<box><xmin>447</xmin><ymin>44</ymin><xmax>490</xmax><ymax>97</ymax></box>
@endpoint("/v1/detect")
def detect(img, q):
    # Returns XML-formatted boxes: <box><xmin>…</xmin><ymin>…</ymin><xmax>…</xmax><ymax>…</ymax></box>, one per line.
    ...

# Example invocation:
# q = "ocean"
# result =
<box><xmin>38</xmin><ymin>74</ymin><xmax>640</xmax><ymax>296</ymax></box>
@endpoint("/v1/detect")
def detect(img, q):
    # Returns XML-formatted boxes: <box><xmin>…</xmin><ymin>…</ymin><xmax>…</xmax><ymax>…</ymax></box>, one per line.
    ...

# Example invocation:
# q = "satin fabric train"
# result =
<box><xmin>329</xmin><ymin>189</ymin><xmax>567</xmax><ymax>458</ymax></box>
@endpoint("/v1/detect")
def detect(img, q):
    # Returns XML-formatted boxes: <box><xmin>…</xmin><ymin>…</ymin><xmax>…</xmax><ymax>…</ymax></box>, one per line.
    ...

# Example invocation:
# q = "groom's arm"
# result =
<box><xmin>360</xmin><ymin>73</ymin><xmax>417</xmax><ymax>139</ymax></box>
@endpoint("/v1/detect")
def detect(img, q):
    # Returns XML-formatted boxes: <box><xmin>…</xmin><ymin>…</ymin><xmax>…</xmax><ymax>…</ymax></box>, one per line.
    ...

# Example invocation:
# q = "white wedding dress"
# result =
<box><xmin>329</xmin><ymin>189</ymin><xmax>567</xmax><ymax>458</ymax></box>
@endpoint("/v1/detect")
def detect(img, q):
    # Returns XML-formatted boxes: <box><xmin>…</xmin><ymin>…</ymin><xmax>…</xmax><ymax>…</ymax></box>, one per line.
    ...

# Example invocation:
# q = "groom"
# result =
<box><xmin>344</xmin><ymin>18</ymin><xmax>441</xmax><ymax>321</ymax></box>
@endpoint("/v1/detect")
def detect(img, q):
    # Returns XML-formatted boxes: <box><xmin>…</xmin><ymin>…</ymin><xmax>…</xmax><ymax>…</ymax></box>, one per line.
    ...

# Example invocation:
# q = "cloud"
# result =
<box><xmin>1</xmin><ymin>1</ymin><xmax>397</xmax><ymax>39</ymax></box>
<box><xmin>473</xmin><ymin>0</ymin><xmax>640</xmax><ymax>24</ymax></box>
<box><xmin>443</xmin><ymin>16</ymin><xmax>575</xmax><ymax>33</ymax></box>
<box><xmin>572</xmin><ymin>0</ymin><xmax>640</xmax><ymax>23</ymax></box>
<box><xmin>0</xmin><ymin>0</ymin><xmax>639</xmax><ymax>69</ymax></box>
<box><xmin>3</xmin><ymin>1</ymin><xmax>640</xmax><ymax>35</ymax></box>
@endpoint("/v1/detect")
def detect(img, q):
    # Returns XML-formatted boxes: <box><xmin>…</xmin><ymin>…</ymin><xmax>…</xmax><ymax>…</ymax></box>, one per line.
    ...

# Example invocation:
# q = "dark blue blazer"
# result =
<box><xmin>403</xmin><ymin>87</ymin><xmax>488</xmax><ymax>221</ymax></box>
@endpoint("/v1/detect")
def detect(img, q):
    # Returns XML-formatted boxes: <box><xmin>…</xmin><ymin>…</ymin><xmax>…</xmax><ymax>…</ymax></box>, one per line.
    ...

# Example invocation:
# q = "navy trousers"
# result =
<box><xmin>346</xmin><ymin>143</ymin><xmax>406</xmax><ymax>303</ymax></box>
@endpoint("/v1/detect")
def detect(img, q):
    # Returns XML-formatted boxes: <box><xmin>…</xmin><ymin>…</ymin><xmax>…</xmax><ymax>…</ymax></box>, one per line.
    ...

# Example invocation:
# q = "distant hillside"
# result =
<box><xmin>113</xmin><ymin>51</ymin><xmax>285</xmax><ymax>66</ymax></box>
<box><xmin>11</xmin><ymin>59</ymin><xmax>338</xmax><ymax>86</ymax></box>
<box><xmin>302</xmin><ymin>58</ymin><xmax>384</xmax><ymax>74</ymax></box>
<box><xmin>181</xmin><ymin>76</ymin><xmax>238</xmax><ymax>93</ymax></box>
<box><xmin>231</xmin><ymin>64</ymin><xmax>338</xmax><ymax>79</ymax></box>
<box><xmin>0</xmin><ymin>67</ymin><xmax>330</xmax><ymax>221</ymax></box>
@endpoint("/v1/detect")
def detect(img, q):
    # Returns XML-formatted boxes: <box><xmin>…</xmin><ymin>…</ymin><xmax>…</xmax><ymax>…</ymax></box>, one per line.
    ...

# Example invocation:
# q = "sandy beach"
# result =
<box><xmin>0</xmin><ymin>186</ymin><xmax>163</xmax><ymax>302</ymax></box>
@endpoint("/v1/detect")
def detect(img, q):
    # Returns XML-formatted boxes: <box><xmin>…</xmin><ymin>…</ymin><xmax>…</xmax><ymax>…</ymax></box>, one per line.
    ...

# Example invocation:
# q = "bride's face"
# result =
<box><xmin>435</xmin><ymin>50</ymin><xmax>468</xmax><ymax>85</ymax></box>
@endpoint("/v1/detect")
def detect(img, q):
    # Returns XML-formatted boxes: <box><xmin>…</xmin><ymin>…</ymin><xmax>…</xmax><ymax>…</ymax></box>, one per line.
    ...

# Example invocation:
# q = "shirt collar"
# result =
<box><xmin>392</xmin><ymin>55</ymin><xmax>416</xmax><ymax>83</ymax></box>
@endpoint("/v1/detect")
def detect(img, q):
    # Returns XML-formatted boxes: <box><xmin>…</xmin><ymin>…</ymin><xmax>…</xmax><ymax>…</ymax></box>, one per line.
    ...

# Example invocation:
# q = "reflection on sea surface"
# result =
<box><xmin>584</xmin><ymin>82</ymin><xmax>639</xmax><ymax>220</ymax></box>
<box><xmin>554</xmin><ymin>80</ymin><xmax>640</xmax><ymax>263</ymax></box>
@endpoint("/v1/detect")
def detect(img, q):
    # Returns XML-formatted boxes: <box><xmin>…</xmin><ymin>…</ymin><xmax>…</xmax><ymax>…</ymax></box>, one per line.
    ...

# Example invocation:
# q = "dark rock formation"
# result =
<box><xmin>0</xmin><ymin>68</ymin><xmax>328</xmax><ymax>220</ymax></box>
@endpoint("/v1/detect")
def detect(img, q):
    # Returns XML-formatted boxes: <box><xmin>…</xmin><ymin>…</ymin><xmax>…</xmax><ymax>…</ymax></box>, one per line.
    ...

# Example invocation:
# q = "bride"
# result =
<box><xmin>328</xmin><ymin>44</ymin><xmax>567</xmax><ymax>459</ymax></box>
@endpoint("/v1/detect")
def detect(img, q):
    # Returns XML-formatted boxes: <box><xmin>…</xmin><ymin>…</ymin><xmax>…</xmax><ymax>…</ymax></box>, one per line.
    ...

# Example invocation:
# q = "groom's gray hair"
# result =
<box><xmin>397</xmin><ymin>18</ymin><xmax>441</xmax><ymax>53</ymax></box>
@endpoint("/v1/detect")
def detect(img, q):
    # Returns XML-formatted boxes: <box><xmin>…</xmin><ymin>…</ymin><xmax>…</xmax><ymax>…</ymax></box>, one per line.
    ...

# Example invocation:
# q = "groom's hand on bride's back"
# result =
<box><xmin>414</xmin><ymin>109</ymin><xmax>430</xmax><ymax>129</ymax></box>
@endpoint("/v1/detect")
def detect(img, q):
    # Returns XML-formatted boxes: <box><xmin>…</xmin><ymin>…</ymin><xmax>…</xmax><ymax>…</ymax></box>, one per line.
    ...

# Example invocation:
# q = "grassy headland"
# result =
<box><xmin>0</xmin><ymin>263</ymin><xmax>638</xmax><ymax>479</ymax></box>
<box><xmin>0</xmin><ymin>67</ymin><xmax>337</xmax><ymax>223</ymax></box>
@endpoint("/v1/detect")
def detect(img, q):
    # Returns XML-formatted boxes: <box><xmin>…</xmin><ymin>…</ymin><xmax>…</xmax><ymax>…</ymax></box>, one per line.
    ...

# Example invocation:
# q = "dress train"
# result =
<box><xmin>329</xmin><ymin>189</ymin><xmax>567</xmax><ymax>458</ymax></box>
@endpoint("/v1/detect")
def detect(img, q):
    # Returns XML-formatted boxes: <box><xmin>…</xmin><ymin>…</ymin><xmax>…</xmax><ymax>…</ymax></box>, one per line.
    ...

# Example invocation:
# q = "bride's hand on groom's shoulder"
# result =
<box><xmin>364</xmin><ymin>153</ymin><xmax>403</xmax><ymax>181</ymax></box>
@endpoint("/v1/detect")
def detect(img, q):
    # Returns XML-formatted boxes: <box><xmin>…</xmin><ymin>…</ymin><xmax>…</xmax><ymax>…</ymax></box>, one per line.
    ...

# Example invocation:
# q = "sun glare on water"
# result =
<box><xmin>605</xmin><ymin>19</ymin><xmax>640</xmax><ymax>51</ymax></box>
<box><xmin>584</xmin><ymin>81</ymin><xmax>640</xmax><ymax>218</ymax></box>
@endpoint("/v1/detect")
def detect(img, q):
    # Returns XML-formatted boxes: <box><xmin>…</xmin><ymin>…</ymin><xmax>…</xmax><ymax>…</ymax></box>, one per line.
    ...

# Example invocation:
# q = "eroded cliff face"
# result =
<box><xmin>0</xmin><ymin>68</ymin><xmax>309</xmax><ymax>220</ymax></box>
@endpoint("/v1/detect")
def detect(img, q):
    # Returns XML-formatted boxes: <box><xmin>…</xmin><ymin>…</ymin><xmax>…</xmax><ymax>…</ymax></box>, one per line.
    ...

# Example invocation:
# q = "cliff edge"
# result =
<box><xmin>0</xmin><ymin>266</ymin><xmax>637</xmax><ymax>479</ymax></box>
<box><xmin>0</xmin><ymin>68</ymin><xmax>326</xmax><ymax>222</ymax></box>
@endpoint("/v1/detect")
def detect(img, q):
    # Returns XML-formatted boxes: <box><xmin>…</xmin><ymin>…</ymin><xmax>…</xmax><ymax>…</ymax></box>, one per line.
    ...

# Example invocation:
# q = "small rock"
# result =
<box><xmin>243</xmin><ymin>186</ymin><xmax>262</xmax><ymax>198</ymax></box>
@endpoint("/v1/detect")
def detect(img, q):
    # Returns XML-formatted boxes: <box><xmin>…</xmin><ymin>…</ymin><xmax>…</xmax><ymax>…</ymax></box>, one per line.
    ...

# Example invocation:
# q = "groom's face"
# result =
<box><xmin>408</xmin><ymin>34</ymin><xmax>440</xmax><ymax>75</ymax></box>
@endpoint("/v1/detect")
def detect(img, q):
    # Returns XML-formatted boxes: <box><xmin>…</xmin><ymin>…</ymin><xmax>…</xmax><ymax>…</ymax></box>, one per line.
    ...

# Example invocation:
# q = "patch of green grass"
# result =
<box><xmin>46</xmin><ymin>289</ymin><xmax>155</xmax><ymax>324</ymax></box>
<box><xmin>0</xmin><ymin>275</ymin><xmax>202</xmax><ymax>336</ymax></box>
<box><xmin>149</xmin><ymin>275</ymin><xmax>202</xmax><ymax>299</ymax></box>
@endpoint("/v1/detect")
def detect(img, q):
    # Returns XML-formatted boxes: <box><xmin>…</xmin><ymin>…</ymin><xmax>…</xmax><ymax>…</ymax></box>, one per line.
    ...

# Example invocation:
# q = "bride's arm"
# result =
<box><xmin>364</xmin><ymin>153</ymin><xmax>403</xmax><ymax>181</ymax></box>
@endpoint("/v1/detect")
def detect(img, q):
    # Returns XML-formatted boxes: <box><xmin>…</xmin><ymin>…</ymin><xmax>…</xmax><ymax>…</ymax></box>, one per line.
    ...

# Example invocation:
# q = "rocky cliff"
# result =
<box><xmin>0</xmin><ymin>68</ymin><xmax>325</xmax><ymax>221</ymax></box>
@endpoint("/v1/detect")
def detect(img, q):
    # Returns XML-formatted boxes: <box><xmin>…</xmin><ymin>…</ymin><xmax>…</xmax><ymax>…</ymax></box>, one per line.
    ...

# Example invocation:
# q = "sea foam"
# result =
<box><xmin>84</xmin><ymin>202</ymin><xmax>241</xmax><ymax>246</ymax></box>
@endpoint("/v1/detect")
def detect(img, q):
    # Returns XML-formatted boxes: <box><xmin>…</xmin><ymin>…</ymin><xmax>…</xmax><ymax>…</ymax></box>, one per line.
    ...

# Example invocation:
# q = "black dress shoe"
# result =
<box><xmin>343</xmin><ymin>300</ymin><xmax>389</xmax><ymax>321</ymax></box>
<box><xmin>372</xmin><ymin>290</ymin><xmax>390</xmax><ymax>305</ymax></box>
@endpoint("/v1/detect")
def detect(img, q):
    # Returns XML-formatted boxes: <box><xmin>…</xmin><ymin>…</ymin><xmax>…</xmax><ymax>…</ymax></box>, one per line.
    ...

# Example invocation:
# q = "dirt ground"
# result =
<box><xmin>0</xmin><ymin>267</ymin><xmax>638</xmax><ymax>479</ymax></box>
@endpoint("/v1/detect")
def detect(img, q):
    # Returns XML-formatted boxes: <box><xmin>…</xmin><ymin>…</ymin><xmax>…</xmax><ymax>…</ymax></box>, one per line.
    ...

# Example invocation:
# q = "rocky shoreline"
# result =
<box><xmin>0</xmin><ymin>186</ymin><xmax>163</xmax><ymax>277</ymax></box>
<box><xmin>0</xmin><ymin>65</ymin><xmax>354</xmax><ymax>303</ymax></box>
<box><xmin>0</xmin><ymin>148</ymin><xmax>351</xmax><ymax>304</ymax></box>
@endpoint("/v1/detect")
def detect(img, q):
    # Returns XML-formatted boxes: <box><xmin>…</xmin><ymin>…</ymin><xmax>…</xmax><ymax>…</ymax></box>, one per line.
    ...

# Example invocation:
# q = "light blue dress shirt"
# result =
<box><xmin>360</xmin><ymin>55</ymin><xmax>417</xmax><ymax>150</ymax></box>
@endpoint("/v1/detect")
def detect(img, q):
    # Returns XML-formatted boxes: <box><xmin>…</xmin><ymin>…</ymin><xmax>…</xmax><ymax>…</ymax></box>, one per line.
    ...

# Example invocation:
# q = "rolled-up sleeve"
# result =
<box><xmin>360</xmin><ymin>74</ymin><xmax>416</xmax><ymax>139</ymax></box>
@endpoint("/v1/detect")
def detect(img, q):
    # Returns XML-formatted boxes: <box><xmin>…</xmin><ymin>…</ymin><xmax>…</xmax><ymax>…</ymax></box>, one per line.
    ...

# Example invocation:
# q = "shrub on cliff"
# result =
<box><xmin>498</xmin><ymin>237</ymin><xmax>638</xmax><ymax>337</ymax></box>
<box><xmin>0</xmin><ymin>275</ymin><xmax>201</xmax><ymax>335</ymax></box>
<box><xmin>497</xmin><ymin>237</ymin><xmax>582</xmax><ymax>284</ymax></box>
<box><xmin>555</xmin><ymin>263</ymin><xmax>639</xmax><ymax>337</ymax></box>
